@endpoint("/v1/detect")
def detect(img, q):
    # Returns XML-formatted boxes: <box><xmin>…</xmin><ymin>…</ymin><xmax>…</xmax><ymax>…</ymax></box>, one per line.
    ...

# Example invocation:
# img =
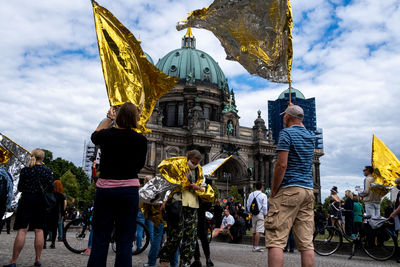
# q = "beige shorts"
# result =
<box><xmin>264</xmin><ymin>186</ymin><xmax>314</xmax><ymax>251</ymax></box>
<box><xmin>252</xmin><ymin>213</ymin><xmax>265</xmax><ymax>233</ymax></box>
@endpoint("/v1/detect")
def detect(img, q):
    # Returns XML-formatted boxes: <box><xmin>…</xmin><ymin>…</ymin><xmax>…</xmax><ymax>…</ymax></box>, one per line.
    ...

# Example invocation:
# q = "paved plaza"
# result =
<box><xmin>0</xmin><ymin>231</ymin><xmax>398</xmax><ymax>267</ymax></box>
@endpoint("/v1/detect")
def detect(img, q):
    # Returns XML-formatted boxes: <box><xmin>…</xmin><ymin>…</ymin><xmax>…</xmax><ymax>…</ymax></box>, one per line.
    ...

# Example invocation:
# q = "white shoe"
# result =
<box><xmin>252</xmin><ymin>247</ymin><xmax>264</xmax><ymax>252</ymax></box>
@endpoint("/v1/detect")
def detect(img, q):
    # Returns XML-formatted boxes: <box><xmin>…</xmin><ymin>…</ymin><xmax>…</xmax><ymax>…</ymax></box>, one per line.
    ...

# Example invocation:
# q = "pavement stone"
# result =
<box><xmin>0</xmin><ymin>231</ymin><xmax>398</xmax><ymax>267</ymax></box>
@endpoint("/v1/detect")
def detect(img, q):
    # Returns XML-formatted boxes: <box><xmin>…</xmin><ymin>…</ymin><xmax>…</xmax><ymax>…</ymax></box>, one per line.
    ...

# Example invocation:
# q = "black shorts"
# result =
<box><xmin>14</xmin><ymin>193</ymin><xmax>46</xmax><ymax>230</ymax></box>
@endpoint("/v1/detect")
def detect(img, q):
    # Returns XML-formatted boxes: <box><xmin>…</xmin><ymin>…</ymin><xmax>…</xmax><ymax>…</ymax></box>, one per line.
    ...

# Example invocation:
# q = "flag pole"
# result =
<box><xmin>288</xmin><ymin>80</ymin><xmax>292</xmax><ymax>104</ymax></box>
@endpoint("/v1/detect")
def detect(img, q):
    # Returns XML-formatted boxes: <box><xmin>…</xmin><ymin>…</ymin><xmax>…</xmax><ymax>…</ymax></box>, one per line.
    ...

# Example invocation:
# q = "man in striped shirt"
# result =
<box><xmin>265</xmin><ymin>104</ymin><xmax>315</xmax><ymax>267</ymax></box>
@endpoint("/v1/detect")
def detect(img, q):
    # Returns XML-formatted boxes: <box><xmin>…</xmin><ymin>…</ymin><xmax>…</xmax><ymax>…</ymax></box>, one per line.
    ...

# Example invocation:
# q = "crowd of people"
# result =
<box><xmin>3</xmin><ymin>102</ymin><xmax>399</xmax><ymax>267</ymax></box>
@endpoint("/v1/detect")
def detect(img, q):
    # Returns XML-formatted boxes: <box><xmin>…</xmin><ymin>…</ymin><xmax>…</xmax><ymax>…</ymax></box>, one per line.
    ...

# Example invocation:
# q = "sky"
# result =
<box><xmin>1</xmin><ymin>0</ymin><xmax>399</xmax><ymax>201</ymax></box>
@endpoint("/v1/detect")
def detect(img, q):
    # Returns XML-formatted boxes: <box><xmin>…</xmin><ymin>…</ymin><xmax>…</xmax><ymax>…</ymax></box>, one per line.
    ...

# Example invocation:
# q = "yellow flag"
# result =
<box><xmin>371</xmin><ymin>135</ymin><xmax>400</xmax><ymax>197</ymax></box>
<box><xmin>177</xmin><ymin>0</ymin><xmax>293</xmax><ymax>83</ymax></box>
<box><xmin>92</xmin><ymin>1</ymin><xmax>178</xmax><ymax>133</ymax></box>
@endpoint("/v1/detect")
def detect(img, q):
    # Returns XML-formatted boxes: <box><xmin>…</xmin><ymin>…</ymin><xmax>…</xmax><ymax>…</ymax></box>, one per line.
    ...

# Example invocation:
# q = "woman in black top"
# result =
<box><xmin>87</xmin><ymin>102</ymin><xmax>147</xmax><ymax>267</ymax></box>
<box><xmin>4</xmin><ymin>148</ymin><xmax>53</xmax><ymax>267</ymax></box>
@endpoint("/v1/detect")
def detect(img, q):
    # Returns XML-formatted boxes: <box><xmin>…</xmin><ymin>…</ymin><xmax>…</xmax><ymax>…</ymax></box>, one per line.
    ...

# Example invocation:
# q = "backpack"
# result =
<box><xmin>250</xmin><ymin>192</ymin><xmax>261</xmax><ymax>215</ymax></box>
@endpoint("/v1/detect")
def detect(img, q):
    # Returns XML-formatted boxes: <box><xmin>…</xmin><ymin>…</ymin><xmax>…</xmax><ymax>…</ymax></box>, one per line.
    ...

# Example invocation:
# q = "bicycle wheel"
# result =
<box><xmin>111</xmin><ymin>220</ymin><xmax>150</xmax><ymax>255</ymax></box>
<box><xmin>362</xmin><ymin>228</ymin><xmax>397</xmax><ymax>261</ymax></box>
<box><xmin>63</xmin><ymin>218</ymin><xmax>91</xmax><ymax>254</ymax></box>
<box><xmin>313</xmin><ymin>225</ymin><xmax>342</xmax><ymax>256</ymax></box>
<box><xmin>207</xmin><ymin>226</ymin><xmax>212</xmax><ymax>243</ymax></box>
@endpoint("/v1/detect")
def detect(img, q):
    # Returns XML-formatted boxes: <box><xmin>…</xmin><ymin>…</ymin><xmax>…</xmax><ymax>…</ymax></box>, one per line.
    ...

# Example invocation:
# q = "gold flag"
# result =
<box><xmin>176</xmin><ymin>0</ymin><xmax>293</xmax><ymax>83</ymax></box>
<box><xmin>371</xmin><ymin>135</ymin><xmax>400</xmax><ymax>197</ymax></box>
<box><xmin>92</xmin><ymin>1</ymin><xmax>178</xmax><ymax>133</ymax></box>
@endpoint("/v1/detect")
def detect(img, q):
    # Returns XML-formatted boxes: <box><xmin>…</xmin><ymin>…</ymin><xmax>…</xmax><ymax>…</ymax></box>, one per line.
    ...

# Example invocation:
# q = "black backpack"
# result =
<box><xmin>250</xmin><ymin>192</ymin><xmax>261</xmax><ymax>215</ymax></box>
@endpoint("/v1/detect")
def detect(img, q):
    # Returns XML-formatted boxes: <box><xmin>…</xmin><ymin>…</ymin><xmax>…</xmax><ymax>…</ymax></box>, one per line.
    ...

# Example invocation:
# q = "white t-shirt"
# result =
<box><xmin>221</xmin><ymin>214</ymin><xmax>235</xmax><ymax>229</ymax></box>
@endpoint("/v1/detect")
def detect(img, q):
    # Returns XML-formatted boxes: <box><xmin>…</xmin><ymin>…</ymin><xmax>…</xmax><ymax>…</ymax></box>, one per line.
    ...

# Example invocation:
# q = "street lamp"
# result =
<box><xmin>223</xmin><ymin>172</ymin><xmax>231</xmax><ymax>197</ymax></box>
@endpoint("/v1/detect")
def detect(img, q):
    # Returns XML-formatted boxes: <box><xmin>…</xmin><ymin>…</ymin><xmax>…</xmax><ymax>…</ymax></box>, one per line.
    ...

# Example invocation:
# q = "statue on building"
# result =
<box><xmin>186</xmin><ymin>70</ymin><xmax>195</xmax><ymax>85</ymax></box>
<box><xmin>227</xmin><ymin>120</ymin><xmax>234</xmax><ymax>136</ymax></box>
<box><xmin>222</xmin><ymin>92</ymin><xmax>238</xmax><ymax>114</ymax></box>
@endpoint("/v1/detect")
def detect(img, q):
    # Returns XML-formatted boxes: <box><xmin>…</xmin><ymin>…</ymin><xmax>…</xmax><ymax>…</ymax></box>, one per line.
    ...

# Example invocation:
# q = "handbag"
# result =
<box><xmin>39</xmin><ymin>183</ymin><xmax>56</xmax><ymax>212</ymax></box>
<box><xmin>164</xmin><ymin>199</ymin><xmax>182</xmax><ymax>224</ymax></box>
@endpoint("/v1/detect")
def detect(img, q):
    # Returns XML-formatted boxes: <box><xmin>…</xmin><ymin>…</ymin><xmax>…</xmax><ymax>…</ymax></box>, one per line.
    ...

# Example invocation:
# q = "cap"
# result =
<box><xmin>330</xmin><ymin>186</ymin><xmax>338</xmax><ymax>193</ymax></box>
<box><xmin>280</xmin><ymin>105</ymin><xmax>304</xmax><ymax>119</ymax></box>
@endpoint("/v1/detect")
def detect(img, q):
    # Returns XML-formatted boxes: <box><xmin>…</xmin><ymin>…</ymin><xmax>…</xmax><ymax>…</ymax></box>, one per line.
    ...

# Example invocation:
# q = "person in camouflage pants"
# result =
<box><xmin>159</xmin><ymin>207</ymin><xmax>198</xmax><ymax>266</ymax></box>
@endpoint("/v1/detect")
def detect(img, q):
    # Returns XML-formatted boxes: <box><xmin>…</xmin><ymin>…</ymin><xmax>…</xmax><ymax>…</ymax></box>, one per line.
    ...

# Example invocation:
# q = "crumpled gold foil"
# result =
<box><xmin>177</xmin><ymin>0</ymin><xmax>293</xmax><ymax>83</ymax></box>
<box><xmin>92</xmin><ymin>1</ymin><xmax>178</xmax><ymax>133</ymax></box>
<box><xmin>0</xmin><ymin>145</ymin><xmax>11</xmax><ymax>164</ymax></box>
<box><xmin>371</xmin><ymin>135</ymin><xmax>400</xmax><ymax>197</ymax></box>
<box><xmin>158</xmin><ymin>157</ymin><xmax>214</xmax><ymax>202</ymax></box>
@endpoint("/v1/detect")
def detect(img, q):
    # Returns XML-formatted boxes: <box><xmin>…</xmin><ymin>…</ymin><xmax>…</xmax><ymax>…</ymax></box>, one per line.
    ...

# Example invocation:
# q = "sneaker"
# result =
<box><xmin>252</xmin><ymin>247</ymin><xmax>264</xmax><ymax>252</ymax></box>
<box><xmin>3</xmin><ymin>264</ymin><xmax>16</xmax><ymax>267</ymax></box>
<box><xmin>34</xmin><ymin>261</ymin><xmax>41</xmax><ymax>267</ymax></box>
<box><xmin>49</xmin><ymin>243</ymin><xmax>55</xmax><ymax>249</ymax></box>
<box><xmin>81</xmin><ymin>248</ymin><xmax>91</xmax><ymax>256</ymax></box>
<box><xmin>206</xmin><ymin>258</ymin><xmax>214</xmax><ymax>267</ymax></box>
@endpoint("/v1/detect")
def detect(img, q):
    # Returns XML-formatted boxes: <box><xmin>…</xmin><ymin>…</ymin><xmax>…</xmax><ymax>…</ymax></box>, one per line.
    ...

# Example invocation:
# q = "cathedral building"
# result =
<box><xmin>141</xmin><ymin>29</ymin><xmax>276</xmax><ymax>198</ymax></box>
<box><xmin>84</xmin><ymin>29</ymin><xmax>323</xmax><ymax>202</ymax></box>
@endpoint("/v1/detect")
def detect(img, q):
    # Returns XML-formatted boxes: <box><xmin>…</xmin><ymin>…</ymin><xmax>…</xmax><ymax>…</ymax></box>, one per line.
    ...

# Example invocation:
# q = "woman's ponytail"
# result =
<box><xmin>28</xmin><ymin>155</ymin><xmax>36</xmax><ymax>167</ymax></box>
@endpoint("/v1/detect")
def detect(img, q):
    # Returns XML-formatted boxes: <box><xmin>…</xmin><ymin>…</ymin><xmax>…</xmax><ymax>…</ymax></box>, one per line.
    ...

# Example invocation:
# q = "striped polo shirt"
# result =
<box><xmin>277</xmin><ymin>125</ymin><xmax>315</xmax><ymax>189</ymax></box>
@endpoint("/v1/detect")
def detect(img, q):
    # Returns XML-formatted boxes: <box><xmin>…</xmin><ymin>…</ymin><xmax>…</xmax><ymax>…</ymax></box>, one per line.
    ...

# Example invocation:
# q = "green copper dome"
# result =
<box><xmin>278</xmin><ymin>88</ymin><xmax>305</xmax><ymax>99</ymax></box>
<box><xmin>144</xmin><ymin>52</ymin><xmax>154</xmax><ymax>65</ymax></box>
<box><xmin>156</xmin><ymin>29</ymin><xmax>228</xmax><ymax>90</ymax></box>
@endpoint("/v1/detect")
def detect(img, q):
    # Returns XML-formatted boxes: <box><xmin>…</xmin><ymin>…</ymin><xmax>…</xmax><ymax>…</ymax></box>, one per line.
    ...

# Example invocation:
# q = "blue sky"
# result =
<box><xmin>1</xmin><ymin>0</ymin><xmax>399</xmax><ymax>201</ymax></box>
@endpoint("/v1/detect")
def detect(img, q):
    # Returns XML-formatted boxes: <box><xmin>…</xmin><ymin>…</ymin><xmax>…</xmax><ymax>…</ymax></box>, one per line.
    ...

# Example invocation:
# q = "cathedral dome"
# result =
<box><xmin>278</xmin><ymin>88</ymin><xmax>305</xmax><ymax>99</ymax></box>
<box><xmin>156</xmin><ymin>29</ymin><xmax>228</xmax><ymax>90</ymax></box>
<box><xmin>144</xmin><ymin>52</ymin><xmax>154</xmax><ymax>65</ymax></box>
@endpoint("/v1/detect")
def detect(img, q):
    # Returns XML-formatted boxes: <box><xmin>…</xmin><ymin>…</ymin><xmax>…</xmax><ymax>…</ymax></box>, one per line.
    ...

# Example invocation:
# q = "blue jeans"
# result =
<box><xmin>87</xmin><ymin>187</ymin><xmax>138</xmax><ymax>267</ymax></box>
<box><xmin>147</xmin><ymin>222</ymin><xmax>164</xmax><ymax>266</ymax></box>
<box><xmin>136</xmin><ymin>212</ymin><xmax>154</xmax><ymax>251</ymax></box>
<box><xmin>58</xmin><ymin>220</ymin><xmax>63</xmax><ymax>240</ymax></box>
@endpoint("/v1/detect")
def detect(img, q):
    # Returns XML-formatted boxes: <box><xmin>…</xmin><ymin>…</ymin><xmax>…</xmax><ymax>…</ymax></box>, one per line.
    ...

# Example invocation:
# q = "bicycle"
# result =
<box><xmin>205</xmin><ymin>211</ymin><xmax>214</xmax><ymax>243</ymax></box>
<box><xmin>313</xmin><ymin>202</ymin><xmax>398</xmax><ymax>261</ymax></box>
<box><xmin>63</xmin><ymin>208</ymin><xmax>150</xmax><ymax>255</ymax></box>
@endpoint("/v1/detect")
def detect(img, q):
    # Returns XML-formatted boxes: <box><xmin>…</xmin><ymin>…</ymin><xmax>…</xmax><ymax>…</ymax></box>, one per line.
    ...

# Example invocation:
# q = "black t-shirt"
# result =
<box><xmin>91</xmin><ymin>127</ymin><xmax>148</xmax><ymax>180</ymax></box>
<box><xmin>18</xmin><ymin>165</ymin><xmax>54</xmax><ymax>193</ymax></box>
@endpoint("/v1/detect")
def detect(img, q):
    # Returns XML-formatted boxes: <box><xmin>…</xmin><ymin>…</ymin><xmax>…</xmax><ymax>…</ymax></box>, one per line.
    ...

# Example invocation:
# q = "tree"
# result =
<box><xmin>322</xmin><ymin>196</ymin><xmax>333</xmax><ymax>216</ymax></box>
<box><xmin>211</xmin><ymin>181</ymin><xmax>220</xmax><ymax>201</ymax></box>
<box><xmin>380</xmin><ymin>196</ymin><xmax>392</xmax><ymax>217</ymax></box>
<box><xmin>61</xmin><ymin>170</ymin><xmax>79</xmax><ymax>201</ymax></box>
<box><xmin>229</xmin><ymin>185</ymin><xmax>243</xmax><ymax>205</ymax></box>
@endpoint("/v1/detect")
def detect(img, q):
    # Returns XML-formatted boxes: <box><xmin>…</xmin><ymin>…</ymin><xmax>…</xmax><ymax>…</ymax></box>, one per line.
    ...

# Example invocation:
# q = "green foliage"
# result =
<box><xmin>84</xmin><ymin>182</ymin><xmax>97</xmax><ymax>205</ymax></box>
<box><xmin>229</xmin><ymin>185</ymin><xmax>243</xmax><ymax>205</ymax></box>
<box><xmin>43</xmin><ymin>149</ymin><xmax>92</xmax><ymax>206</ymax></box>
<box><xmin>61</xmin><ymin>170</ymin><xmax>79</xmax><ymax>200</ymax></box>
<box><xmin>42</xmin><ymin>149</ymin><xmax>53</xmax><ymax>164</ymax></box>
<box><xmin>322</xmin><ymin>196</ymin><xmax>333</xmax><ymax>216</ymax></box>
<box><xmin>211</xmin><ymin>181</ymin><xmax>220</xmax><ymax>201</ymax></box>
<box><xmin>381</xmin><ymin>196</ymin><xmax>392</xmax><ymax>217</ymax></box>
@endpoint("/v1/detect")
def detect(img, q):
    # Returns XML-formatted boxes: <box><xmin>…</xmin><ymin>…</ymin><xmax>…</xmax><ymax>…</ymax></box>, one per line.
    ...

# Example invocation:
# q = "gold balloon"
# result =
<box><xmin>177</xmin><ymin>0</ymin><xmax>293</xmax><ymax>83</ymax></box>
<box><xmin>92</xmin><ymin>1</ymin><xmax>178</xmax><ymax>133</ymax></box>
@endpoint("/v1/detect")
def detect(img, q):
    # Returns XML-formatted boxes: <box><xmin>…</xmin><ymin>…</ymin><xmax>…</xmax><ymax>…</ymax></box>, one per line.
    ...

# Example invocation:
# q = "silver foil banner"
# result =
<box><xmin>0</xmin><ymin>133</ymin><xmax>31</xmax><ymax>211</ymax></box>
<box><xmin>139</xmin><ymin>176</ymin><xmax>178</xmax><ymax>204</ymax></box>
